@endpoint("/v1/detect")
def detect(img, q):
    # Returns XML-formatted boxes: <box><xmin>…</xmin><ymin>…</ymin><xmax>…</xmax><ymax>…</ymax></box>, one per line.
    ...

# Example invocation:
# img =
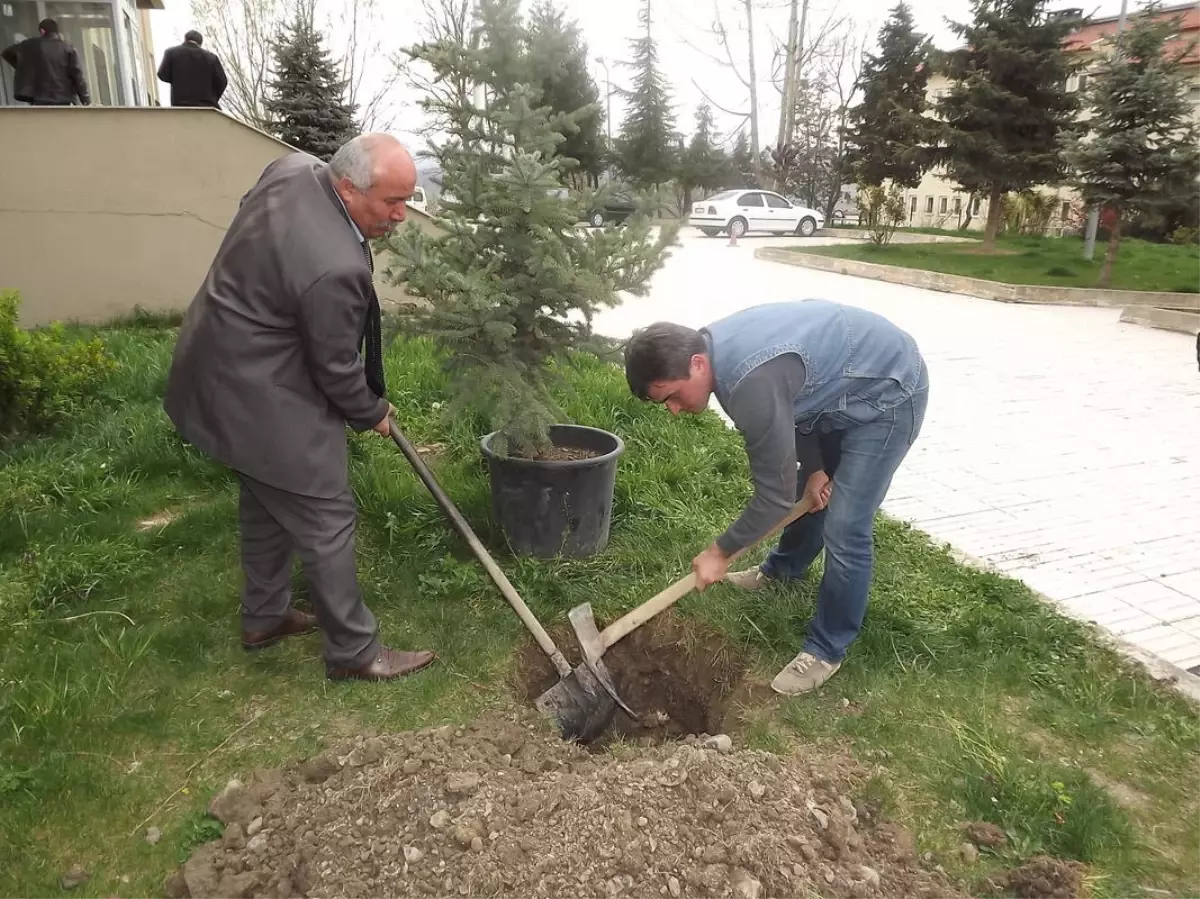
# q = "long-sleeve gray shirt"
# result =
<box><xmin>716</xmin><ymin>353</ymin><xmax>824</xmax><ymax>555</ymax></box>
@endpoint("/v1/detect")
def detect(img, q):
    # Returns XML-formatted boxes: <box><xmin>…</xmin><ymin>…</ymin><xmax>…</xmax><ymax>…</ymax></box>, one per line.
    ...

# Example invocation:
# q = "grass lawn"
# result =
<box><xmin>794</xmin><ymin>234</ymin><xmax>1200</xmax><ymax>293</ymax></box>
<box><xmin>1</xmin><ymin>321</ymin><xmax>1197</xmax><ymax>898</ymax></box>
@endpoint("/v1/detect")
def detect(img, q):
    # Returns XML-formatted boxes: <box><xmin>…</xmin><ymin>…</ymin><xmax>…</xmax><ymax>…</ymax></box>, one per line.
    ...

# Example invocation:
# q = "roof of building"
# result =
<box><xmin>1063</xmin><ymin>2</ymin><xmax>1200</xmax><ymax>64</ymax></box>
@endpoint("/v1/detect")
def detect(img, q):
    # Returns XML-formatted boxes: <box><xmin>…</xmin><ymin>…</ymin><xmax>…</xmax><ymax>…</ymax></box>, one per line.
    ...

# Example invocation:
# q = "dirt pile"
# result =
<box><xmin>166</xmin><ymin>711</ymin><xmax>967</xmax><ymax>899</ymax></box>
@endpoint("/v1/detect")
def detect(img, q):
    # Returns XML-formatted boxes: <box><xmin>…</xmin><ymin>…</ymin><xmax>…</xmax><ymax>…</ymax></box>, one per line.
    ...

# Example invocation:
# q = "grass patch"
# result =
<box><xmin>0</xmin><ymin>323</ymin><xmax>1196</xmax><ymax>897</ymax></box>
<box><xmin>793</xmin><ymin>234</ymin><xmax>1200</xmax><ymax>292</ymax></box>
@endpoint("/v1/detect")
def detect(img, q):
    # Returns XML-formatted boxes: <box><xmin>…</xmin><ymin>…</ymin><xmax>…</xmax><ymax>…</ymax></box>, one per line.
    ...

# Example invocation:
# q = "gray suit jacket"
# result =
<box><xmin>164</xmin><ymin>152</ymin><xmax>388</xmax><ymax>499</ymax></box>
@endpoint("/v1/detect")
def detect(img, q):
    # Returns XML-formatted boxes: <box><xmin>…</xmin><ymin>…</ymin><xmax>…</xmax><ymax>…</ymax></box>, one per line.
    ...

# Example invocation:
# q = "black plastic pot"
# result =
<box><xmin>480</xmin><ymin>424</ymin><xmax>624</xmax><ymax>559</ymax></box>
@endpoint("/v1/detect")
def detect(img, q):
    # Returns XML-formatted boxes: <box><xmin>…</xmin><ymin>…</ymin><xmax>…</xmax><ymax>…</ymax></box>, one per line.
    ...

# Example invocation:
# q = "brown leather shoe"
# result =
<box><xmin>242</xmin><ymin>608</ymin><xmax>319</xmax><ymax>651</ymax></box>
<box><xmin>326</xmin><ymin>646</ymin><xmax>436</xmax><ymax>682</ymax></box>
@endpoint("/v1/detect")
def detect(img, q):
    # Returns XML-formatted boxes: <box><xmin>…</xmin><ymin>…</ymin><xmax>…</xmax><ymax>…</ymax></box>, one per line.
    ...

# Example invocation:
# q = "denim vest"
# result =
<box><xmin>703</xmin><ymin>300</ymin><xmax>924</xmax><ymax>434</ymax></box>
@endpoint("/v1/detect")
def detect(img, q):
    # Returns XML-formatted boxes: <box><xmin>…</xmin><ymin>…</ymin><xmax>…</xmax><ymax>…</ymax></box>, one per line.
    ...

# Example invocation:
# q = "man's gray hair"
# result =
<box><xmin>329</xmin><ymin>136</ymin><xmax>378</xmax><ymax>191</ymax></box>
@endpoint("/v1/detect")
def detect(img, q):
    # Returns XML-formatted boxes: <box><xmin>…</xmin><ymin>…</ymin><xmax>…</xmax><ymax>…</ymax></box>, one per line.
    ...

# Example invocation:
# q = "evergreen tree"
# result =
<box><xmin>615</xmin><ymin>0</ymin><xmax>677</xmax><ymax>188</ymax></box>
<box><xmin>938</xmin><ymin>0</ymin><xmax>1080</xmax><ymax>251</ymax></box>
<box><xmin>1064</xmin><ymin>4</ymin><xmax>1200</xmax><ymax>286</ymax></box>
<box><xmin>527</xmin><ymin>2</ymin><xmax>606</xmax><ymax>187</ymax></box>
<box><xmin>386</xmin><ymin>0</ymin><xmax>677</xmax><ymax>459</ymax></box>
<box><xmin>678</xmin><ymin>103</ymin><xmax>728</xmax><ymax>209</ymax></box>
<box><xmin>264</xmin><ymin>12</ymin><xmax>359</xmax><ymax>161</ymax></box>
<box><xmin>730</xmin><ymin>130</ymin><xmax>757</xmax><ymax>187</ymax></box>
<box><xmin>844</xmin><ymin>2</ymin><xmax>936</xmax><ymax>189</ymax></box>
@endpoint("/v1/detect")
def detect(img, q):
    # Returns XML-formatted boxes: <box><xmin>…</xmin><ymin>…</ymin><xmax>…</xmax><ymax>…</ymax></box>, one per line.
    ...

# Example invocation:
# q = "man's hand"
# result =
<box><xmin>692</xmin><ymin>542</ymin><xmax>731</xmax><ymax>591</ymax></box>
<box><xmin>373</xmin><ymin>404</ymin><xmax>397</xmax><ymax>437</ymax></box>
<box><xmin>803</xmin><ymin>470</ymin><xmax>833</xmax><ymax>512</ymax></box>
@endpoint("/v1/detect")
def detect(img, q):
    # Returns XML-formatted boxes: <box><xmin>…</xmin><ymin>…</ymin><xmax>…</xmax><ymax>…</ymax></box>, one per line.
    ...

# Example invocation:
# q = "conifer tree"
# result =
<box><xmin>265</xmin><ymin>11</ymin><xmax>359</xmax><ymax>161</ymax></box>
<box><xmin>844</xmin><ymin>2</ymin><xmax>936</xmax><ymax>189</ymax></box>
<box><xmin>615</xmin><ymin>0</ymin><xmax>677</xmax><ymax>188</ymax></box>
<box><xmin>730</xmin><ymin>131</ymin><xmax>757</xmax><ymax>187</ymax></box>
<box><xmin>678</xmin><ymin>103</ymin><xmax>728</xmax><ymax>209</ymax></box>
<box><xmin>1063</xmin><ymin>4</ymin><xmax>1200</xmax><ymax>286</ymax></box>
<box><xmin>387</xmin><ymin>0</ymin><xmax>677</xmax><ymax>459</ymax></box>
<box><xmin>938</xmin><ymin>0</ymin><xmax>1080</xmax><ymax>251</ymax></box>
<box><xmin>527</xmin><ymin>2</ymin><xmax>606</xmax><ymax>186</ymax></box>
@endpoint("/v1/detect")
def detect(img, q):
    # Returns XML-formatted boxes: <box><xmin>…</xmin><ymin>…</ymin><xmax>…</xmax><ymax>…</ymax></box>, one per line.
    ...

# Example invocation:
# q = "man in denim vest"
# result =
<box><xmin>624</xmin><ymin>300</ymin><xmax>929</xmax><ymax>694</ymax></box>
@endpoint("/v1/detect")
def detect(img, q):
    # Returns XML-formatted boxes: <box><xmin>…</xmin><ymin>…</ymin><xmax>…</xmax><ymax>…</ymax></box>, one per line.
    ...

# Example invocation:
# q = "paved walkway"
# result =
<box><xmin>594</xmin><ymin>232</ymin><xmax>1200</xmax><ymax>676</ymax></box>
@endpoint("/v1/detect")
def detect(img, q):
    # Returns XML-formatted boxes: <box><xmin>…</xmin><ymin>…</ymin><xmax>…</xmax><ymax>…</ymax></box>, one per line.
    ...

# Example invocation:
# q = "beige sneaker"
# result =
<box><xmin>771</xmin><ymin>652</ymin><xmax>841</xmax><ymax>695</ymax></box>
<box><xmin>724</xmin><ymin>568</ymin><xmax>771</xmax><ymax>590</ymax></box>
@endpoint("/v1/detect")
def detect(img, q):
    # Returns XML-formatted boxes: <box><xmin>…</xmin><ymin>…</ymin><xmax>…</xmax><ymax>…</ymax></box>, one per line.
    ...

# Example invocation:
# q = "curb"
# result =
<box><xmin>1119</xmin><ymin>305</ymin><xmax>1200</xmax><ymax>336</ymax></box>
<box><xmin>932</xmin><ymin>538</ymin><xmax>1200</xmax><ymax>706</ymax></box>
<box><xmin>757</xmin><ymin>247</ymin><xmax>1200</xmax><ymax>312</ymax></box>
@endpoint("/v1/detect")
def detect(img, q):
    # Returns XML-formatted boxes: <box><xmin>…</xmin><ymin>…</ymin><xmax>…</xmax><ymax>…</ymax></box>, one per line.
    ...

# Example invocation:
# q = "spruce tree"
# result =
<box><xmin>265</xmin><ymin>12</ymin><xmax>359</xmax><ymax>161</ymax></box>
<box><xmin>730</xmin><ymin>131</ymin><xmax>757</xmax><ymax>187</ymax></box>
<box><xmin>939</xmin><ymin>0</ymin><xmax>1080</xmax><ymax>251</ymax></box>
<box><xmin>615</xmin><ymin>0</ymin><xmax>677</xmax><ymax>188</ymax></box>
<box><xmin>386</xmin><ymin>0</ymin><xmax>677</xmax><ymax>459</ymax></box>
<box><xmin>844</xmin><ymin>2</ymin><xmax>936</xmax><ymax>189</ymax></box>
<box><xmin>678</xmin><ymin>103</ymin><xmax>728</xmax><ymax>209</ymax></box>
<box><xmin>527</xmin><ymin>2</ymin><xmax>606</xmax><ymax>187</ymax></box>
<box><xmin>1063</xmin><ymin>4</ymin><xmax>1200</xmax><ymax>286</ymax></box>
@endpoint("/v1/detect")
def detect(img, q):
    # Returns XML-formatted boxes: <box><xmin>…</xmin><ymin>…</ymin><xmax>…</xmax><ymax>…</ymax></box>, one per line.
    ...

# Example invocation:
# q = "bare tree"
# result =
<box><xmin>666</xmin><ymin>0</ymin><xmax>767</xmax><ymax>181</ymax></box>
<box><xmin>190</xmin><ymin>0</ymin><xmax>400</xmax><ymax>133</ymax></box>
<box><xmin>768</xmin><ymin>20</ymin><xmax>864</xmax><ymax>214</ymax></box>
<box><xmin>190</xmin><ymin>0</ymin><xmax>293</xmax><ymax>129</ymax></box>
<box><xmin>770</xmin><ymin>1</ymin><xmax>849</xmax><ymax>157</ymax></box>
<box><xmin>321</xmin><ymin>0</ymin><xmax>405</xmax><ymax>131</ymax></box>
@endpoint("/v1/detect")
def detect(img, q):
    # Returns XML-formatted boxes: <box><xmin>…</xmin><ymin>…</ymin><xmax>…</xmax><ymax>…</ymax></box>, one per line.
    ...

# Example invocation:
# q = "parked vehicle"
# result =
<box><xmin>584</xmin><ymin>190</ymin><xmax>639</xmax><ymax>227</ymax></box>
<box><xmin>688</xmin><ymin>189</ymin><xmax>826</xmax><ymax>238</ymax></box>
<box><xmin>408</xmin><ymin>186</ymin><xmax>429</xmax><ymax>216</ymax></box>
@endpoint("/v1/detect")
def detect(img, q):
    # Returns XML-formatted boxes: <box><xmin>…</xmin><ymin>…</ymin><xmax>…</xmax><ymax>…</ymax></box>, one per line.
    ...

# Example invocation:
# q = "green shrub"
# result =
<box><xmin>1169</xmin><ymin>225</ymin><xmax>1199</xmax><ymax>246</ymax></box>
<box><xmin>0</xmin><ymin>290</ymin><xmax>118</xmax><ymax>440</ymax></box>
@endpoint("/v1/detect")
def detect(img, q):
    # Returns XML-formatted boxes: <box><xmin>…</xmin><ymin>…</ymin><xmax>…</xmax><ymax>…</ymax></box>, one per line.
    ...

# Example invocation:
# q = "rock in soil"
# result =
<box><xmin>1005</xmin><ymin>856</ymin><xmax>1087</xmax><ymax>899</ymax></box>
<box><xmin>963</xmin><ymin>821</ymin><xmax>1007</xmax><ymax>848</ymax></box>
<box><xmin>208</xmin><ymin>778</ymin><xmax>263</xmax><ymax>826</ymax></box>
<box><xmin>169</xmin><ymin>710</ymin><xmax>965</xmax><ymax>898</ymax></box>
<box><xmin>58</xmin><ymin>864</ymin><xmax>90</xmax><ymax>890</ymax></box>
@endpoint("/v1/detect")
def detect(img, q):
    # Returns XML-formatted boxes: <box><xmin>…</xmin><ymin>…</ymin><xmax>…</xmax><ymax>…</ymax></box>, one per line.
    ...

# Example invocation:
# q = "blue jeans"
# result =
<box><xmin>761</xmin><ymin>365</ymin><xmax>929</xmax><ymax>663</ymax></box>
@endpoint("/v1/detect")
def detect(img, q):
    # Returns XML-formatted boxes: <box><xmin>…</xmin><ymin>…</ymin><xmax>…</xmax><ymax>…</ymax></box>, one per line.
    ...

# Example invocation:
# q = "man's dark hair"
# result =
<box><xmin>38</xmin><ymin>18</ymin><xmax>59</xmax><ymax>35</ymax></box>
<box><xmin>184</xmin><ymin>29</ymin><xmax>203</xmax><ymax>45</ymax></box>
<box><xmin>624</xmin><ymin>322</ymin><xmax>707</xmax><ymax>400</ymax></box>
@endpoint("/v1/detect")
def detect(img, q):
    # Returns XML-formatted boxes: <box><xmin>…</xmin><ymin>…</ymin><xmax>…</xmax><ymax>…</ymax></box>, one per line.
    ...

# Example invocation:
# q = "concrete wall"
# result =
<box><xmin>0</xmin><ymin>107</ymin><xmax>438</xmax><ymax>327</ymax></box>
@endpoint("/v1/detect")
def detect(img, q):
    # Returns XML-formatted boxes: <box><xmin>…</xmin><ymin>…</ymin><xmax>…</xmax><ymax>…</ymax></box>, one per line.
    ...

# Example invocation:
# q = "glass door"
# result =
<box><xmin>44</xmin><ymin>0</ymin><xmax>120</xmax><ymax>105</ymax></box>
<box><xmin>0</xmin><ymin>1</ymin><xmax>43</xmax><ymax>106</ymax></box>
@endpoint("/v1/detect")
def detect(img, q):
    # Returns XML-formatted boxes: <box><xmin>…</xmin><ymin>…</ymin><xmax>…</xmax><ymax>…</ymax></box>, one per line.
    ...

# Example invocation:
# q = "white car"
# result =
<box><xmin>689</xmin><ymin>189</ymin><xmax>826</xmax><ymax>239</ymax></box>
<box><xmin>408</xmin><ymin>186</ymin><xmax>429</xmax><ymax>216</ymax></box>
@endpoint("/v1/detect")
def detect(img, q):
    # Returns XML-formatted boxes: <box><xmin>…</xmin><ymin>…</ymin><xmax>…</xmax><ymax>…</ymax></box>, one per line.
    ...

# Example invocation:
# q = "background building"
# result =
<box><xmin>0</xmin><ymin>0</ymin><xmax>163</xmax><ymax>107</ymax></box>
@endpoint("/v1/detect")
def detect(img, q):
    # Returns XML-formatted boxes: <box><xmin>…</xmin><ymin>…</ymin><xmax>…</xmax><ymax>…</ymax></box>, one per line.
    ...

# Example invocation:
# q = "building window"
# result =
<box><xmin>910</xmin><ymin>196</ymin><xmax>918</xmax><ymax>214</ymax></box>
<box><xmin>1077</xmin><ymin>73</ymin><xmax>1089</xmax><ymax>92</ymax></box>
<box><xmin>1061</xmin><ymin>201</ymin><xmax>1071</xmax><ymax>221</ymax></box>
<box><xmin>925</xmin><ymin>197</ymin><xmax>934</xmax><ymax>214</ymax></box>
<box><xmin>973</xmin><ymin>197</ymin><xmax>982</xmax><ymax>215</ymax></box>
<box><xmin>939</xmin><ymin>197</ymin><xmax>948</xmax><ymax>214</ymax></box>
<box><xmin>954</xmin><ymin>198</ymin><xmax>962</xmax><ymax>215</ymax></box>
<box><xmin>46</xmin><ymin>1</ymin><xmax>122</xmax><ymax>105</ymax></box>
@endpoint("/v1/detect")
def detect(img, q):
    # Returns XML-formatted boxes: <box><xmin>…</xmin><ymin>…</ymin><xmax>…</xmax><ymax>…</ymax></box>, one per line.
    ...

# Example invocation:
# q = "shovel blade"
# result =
<box><xmin>535</xmin><ymin>663</ymin><xmax>619</xmax><ymax>743</ymax></box>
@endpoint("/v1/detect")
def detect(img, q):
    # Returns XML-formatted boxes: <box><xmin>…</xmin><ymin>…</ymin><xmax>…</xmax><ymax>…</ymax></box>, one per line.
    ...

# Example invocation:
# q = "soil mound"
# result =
<box><xmin>166</xmin><ymin>711</ymin><xmax>966</xmax><ymax>899</ymax></box>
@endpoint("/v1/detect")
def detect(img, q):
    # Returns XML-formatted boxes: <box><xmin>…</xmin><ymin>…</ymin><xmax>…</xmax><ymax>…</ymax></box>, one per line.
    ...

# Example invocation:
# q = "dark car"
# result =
<box><xmin>584</xmin><ymin>191</ymin><xmax>639</xmax><ymax>227</ymax></box>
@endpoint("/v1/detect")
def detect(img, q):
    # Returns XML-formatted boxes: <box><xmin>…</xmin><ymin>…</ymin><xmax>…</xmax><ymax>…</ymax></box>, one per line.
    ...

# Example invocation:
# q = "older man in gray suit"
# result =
<box><xmin>164</xmin><ymin>133</ymin><xmax>435</xmax><ymax>682</ymax></box>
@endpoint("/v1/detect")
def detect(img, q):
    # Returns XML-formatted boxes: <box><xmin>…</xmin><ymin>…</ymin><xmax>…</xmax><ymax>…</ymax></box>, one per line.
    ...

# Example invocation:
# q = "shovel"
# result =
<box><xmin>386</xmin><ymin>420</ymin><xmax>634</xmax><ymax>743</ymax></box>
<box><xmin>566</xmin><ymin>496</ymin><xmax>816</xmax><ymax>682</ymax></box>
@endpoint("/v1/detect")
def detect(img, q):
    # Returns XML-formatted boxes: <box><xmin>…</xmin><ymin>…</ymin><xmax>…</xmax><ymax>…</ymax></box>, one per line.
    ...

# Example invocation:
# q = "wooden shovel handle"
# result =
<box><xmin>387</xmin><ymin>420</ymin><xmax>573</xmax><ymax>678</ymax></box>
<box><xmin>597</xmin><ymin>496</ymin><xmax>814</xmax><ymax>650</ymax></box>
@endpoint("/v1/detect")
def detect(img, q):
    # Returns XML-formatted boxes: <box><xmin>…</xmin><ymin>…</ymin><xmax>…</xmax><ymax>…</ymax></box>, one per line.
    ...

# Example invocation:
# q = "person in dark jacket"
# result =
<box><xmin>157</xmin><ymin>30</ymin><xmax>227</xmax><ymax>108</ymax></box>
<box><xmin>1</xmin><ymin>18</ymin><xmax>90</xmax><ymax>106</ymax></box>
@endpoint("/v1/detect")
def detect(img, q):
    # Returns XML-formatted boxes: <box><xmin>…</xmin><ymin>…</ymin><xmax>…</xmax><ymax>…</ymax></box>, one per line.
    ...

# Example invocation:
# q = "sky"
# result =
<box><xmin>148</xmin><ymin>0</ymin><xmax>1139</xmax><ymax>158</ymax></box>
